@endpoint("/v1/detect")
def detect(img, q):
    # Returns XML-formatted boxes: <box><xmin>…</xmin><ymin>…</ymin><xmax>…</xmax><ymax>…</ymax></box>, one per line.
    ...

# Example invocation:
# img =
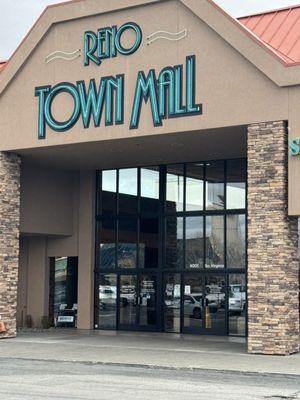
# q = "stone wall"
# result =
<box><xmin>247</xmin><ymin>121</ymin><xmax>299</xmax><ymax>355</ymax></box>
<box><xmin>0</xmin><ymin>152</ymin><xmax>21</xmax><ymax>339</ymax></box>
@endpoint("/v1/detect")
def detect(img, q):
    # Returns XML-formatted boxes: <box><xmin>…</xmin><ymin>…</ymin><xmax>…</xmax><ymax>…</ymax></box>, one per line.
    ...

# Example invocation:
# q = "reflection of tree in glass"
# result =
<box><xmin>227</xmin><ymin>215</ymin><xmax>245</xmax><ymax>268</ymax></box>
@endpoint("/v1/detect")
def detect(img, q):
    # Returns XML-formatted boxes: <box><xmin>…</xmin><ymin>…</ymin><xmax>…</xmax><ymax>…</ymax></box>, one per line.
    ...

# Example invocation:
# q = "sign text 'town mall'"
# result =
<box><xmin>35</xmin><ymin>22</ymin><xmax>202</xmax><ymax>139</ymax></box>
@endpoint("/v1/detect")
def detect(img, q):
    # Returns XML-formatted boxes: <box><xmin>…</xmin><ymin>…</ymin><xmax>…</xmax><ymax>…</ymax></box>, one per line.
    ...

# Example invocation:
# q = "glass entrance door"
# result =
<box><xmin>118</xmin><ymin>274</ymin><xmax>157</xmax><ymax>331</ymax></box>
<box><xmin>183</xmin><ymin>274</ymin><xmax>226</xmax><ymax>335</ymax></box>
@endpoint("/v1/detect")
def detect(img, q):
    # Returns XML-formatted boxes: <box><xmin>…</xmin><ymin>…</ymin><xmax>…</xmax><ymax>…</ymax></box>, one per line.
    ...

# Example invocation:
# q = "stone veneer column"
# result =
<box><xmin>0</xmin><ymin>152</ymin><xmax>21</xmax><ymax>339</ymax></box>
<box><xmin>248</xmin><ymin>121</ymin><xmax>299</xmax><ymax>355</ymax></box>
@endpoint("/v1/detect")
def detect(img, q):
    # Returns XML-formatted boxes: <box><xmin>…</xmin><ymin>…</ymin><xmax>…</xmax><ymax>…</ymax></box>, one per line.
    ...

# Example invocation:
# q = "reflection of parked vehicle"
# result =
<box><xmin>120</xmin><ymin>285</ymin><xmax>136</xmax><ymax>308</ymax></box>
<box><xmin>165</xmin><ymin>297</ymin><xmax>180</xmax><ymax>309</ymax></box>
<box><xmin>99</xmin><ymin>286</ymin><xmax>116</xmax><ymax>310</ymax></box>
<box><xmin>229</xmin><ymin>285</ymin><xmax>246</xmax><ymax>314</ymax></box>
<box><xmin>184</xmin><ymin>294</ymin><xmax>203</xmax><ymax>319</ymax></box>
<box><xmin>206</xmin><ymin>285</ymin><xmax>225</xmax><ymax>310</ymax></box>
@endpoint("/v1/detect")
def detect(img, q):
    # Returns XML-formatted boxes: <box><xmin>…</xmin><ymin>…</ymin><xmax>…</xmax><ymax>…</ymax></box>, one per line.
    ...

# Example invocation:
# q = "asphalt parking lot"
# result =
<box><xmin>0</xmin><ymin>358</ymin><xmax>300</xmax><ymax>400</ymax></box>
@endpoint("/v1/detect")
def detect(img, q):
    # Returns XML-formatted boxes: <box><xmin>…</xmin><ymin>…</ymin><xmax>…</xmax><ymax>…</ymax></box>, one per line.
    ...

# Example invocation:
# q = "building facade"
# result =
<box><xmin>0</xmin><ymin>0</ymin><xmax>299</xmax><ymax>356</ymax></box>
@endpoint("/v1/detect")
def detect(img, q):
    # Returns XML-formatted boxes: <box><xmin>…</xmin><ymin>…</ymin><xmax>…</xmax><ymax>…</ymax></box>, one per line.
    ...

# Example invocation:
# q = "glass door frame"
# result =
<box><xmin>117</xmin><ymin>271</ymin><xmax>160</xmax><ymax>332</ymax></box>
<box><xmin>95</xmin><ymin>159</ymin><xmax>247</xmax><ymax>337</ymax></box>
<box><xmin>182</xmin><ymin>270</ymin><xmax>228</xmax><ymax>336</ymax></box>
<box><xmin>162</xmin><ymin>270</ymin><xmax>229</xmax><ymax>336</ymax></box>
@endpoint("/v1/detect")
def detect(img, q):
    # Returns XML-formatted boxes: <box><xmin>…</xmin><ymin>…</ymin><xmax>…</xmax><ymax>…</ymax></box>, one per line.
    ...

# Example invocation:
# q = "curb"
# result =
<box><xmin>0</xmin><ymin>356</ymin><xmax>300</xmax><ymax>379</ymax></box>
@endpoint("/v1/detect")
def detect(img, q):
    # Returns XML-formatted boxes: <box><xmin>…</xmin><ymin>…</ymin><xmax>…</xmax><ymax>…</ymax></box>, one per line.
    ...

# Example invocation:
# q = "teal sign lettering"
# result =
<box><xmin>35</xmin><ymin>23</ymin><xmax>202</xmax><ymax>139</ymax></box>
<box><xmin>84</xmin><ymin>22</ymin><xmax>142</xmax><ymax>66</ymax></box>
<box><xmin>290</xmin><ymin>139</ymin><xmax>300</xmax><ymax>156</ymax></box>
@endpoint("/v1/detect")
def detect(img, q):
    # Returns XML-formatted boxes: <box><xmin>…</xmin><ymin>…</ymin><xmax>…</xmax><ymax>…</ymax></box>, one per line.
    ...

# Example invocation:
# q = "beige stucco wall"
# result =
<box><xmin>0</xmin><ymin>0</ymin><xmax>289</xmax><ymax>152</ymax></box>
<box><xmin>20</xmin><ymin>164</ymin><xmax>78</xmax><ymax>235</ymax></box>
<box><xmin>287</xmin><ymin>86</ymin><xmax>300</xmax><ymax>215</ymax></box>
<box><xmin>17</xmin><ymin>169</ymin><xmax>95</xmax><ymax>329</ymax></box>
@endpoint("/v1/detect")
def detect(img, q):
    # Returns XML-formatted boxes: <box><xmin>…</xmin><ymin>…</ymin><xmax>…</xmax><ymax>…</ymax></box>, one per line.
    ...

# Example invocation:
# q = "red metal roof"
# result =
<box><xmin>239</xmin><ymin>4</ymin><xmax>300</xmax><ymax>65</ymax></box>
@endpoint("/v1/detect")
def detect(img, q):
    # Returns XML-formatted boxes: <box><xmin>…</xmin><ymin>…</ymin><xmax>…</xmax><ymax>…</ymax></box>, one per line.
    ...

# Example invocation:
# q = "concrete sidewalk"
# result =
<box><xmin>0</xmin><ymin>330</ymin><xmax>299</xmax><ymax>376</ymax></box>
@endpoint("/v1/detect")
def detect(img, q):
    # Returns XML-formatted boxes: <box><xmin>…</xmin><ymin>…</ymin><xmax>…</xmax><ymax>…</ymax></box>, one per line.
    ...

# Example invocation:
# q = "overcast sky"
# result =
<box><xmin>0</xmin><ymin>0</ymin><xmax>300</xmax><ymax>59</ymax></box>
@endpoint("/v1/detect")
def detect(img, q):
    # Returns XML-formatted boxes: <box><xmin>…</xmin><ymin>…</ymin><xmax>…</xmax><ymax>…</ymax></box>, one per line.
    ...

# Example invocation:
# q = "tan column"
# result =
<box><xmin>0</xmin><ymin>152</ymin><xmax>21</xmax><ymax>338</ymax></box>
<box><xmin>247</xmin><ymin>121</ymin><xmax>299</xmax><ymax>355</ymax></box>
<box><xmin>77</xmin><ymin>170</ymin><xmax>95</xmax><ymax>330</ymax></box>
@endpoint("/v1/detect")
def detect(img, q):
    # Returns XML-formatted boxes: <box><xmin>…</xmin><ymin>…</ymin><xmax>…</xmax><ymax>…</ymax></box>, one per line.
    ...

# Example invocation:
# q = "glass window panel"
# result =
<box><xmin>205</xmin><ymin>275</ymin><xmax>226</xmax><ymax>332</ymax></box>
<box><xmin>228</xmin><ymin>274</ymin><xmax>246</xmax><ymax>336</ymax></box>
<box><xmin>102</xmin><ymin>170</ymin><xmax>117</xmax><ymax>192</ymax></box>
<box><xmin>139</xmin><ymin>218</ymin><xmax>159</xmax><ymax>269</ymax></box>
<box><xmin>53</xmin><ymin>257</ymin><xmax>68</xmax><ymax>316</ymax></box>
<box><xmin>164</xmin><ymin>273</ymin><xmax>181</xmax><ymax>333</ymax></box>
<box><xmin>118</xmin><ymin>219</ymin><xmax>137</xmax><ymax>268</ymax></box>
<box><xmin>227</xmin><ymin>160</ymin><xmax>246</xmax><ymax>210</ymax></box>
<box><xmin>50</xmin><ymin>257</ymin><xmax>78</xmax><ymax>328</ymax></box>
<box><xmin>99</xmin><ymin>219</ymin><xmax>116</xmax><ymax>269</ymax></box>
<box><xmin>183</xmin><ymin>274</ymin><xmax>204</xmax><ymax>330</ymax></box>
<box><xmin>166</xmin><ymin>164</ymin><xmax>184</xmax><ymax>212</ymax></box>
<box><xmin>139</xmin><ymin>275</ymin><xmax>157</xmax><ymax>327</ymax></box>
<box><xmin>165</xmin><ymin>217</ymin><xmax>184</xmax><ymax>269</ymax></box>
<box><xmin>186</xmin><ymin>163</ymin><xmax>204</xmax><ymax>211</ymax></box>
<box><xmin>118</xmin><ymin>168</ymin><xmax>138</xmax><ymax>214</ymax></box>
<box><xmin>101</xmin><ymin>170</ymin><xmax>117</xmax><ymax>215</ymax></box>
<box><xmin>186</xmin><ymin>216</ymin><xmax>204</xmax><ymax>269</ymax></box>
<box><xmin>99</xmin><ymin>274</ymin><xmax>117</xmax><ymax>329</ymax></box>
<box><xmin>119</xmin><ymin>275</ymin><xmax>137</xmax><ymax>325</ymax></box>
<box><xmin>206</xmin><ymin>161</ymin><xmax>225</xmax><ymax>210</ymax></box>
<box><xmin>205</xmin><ymin>216</ymin><xmax>224</xmax><ymax>269</ymax></box>
<box><xmin>227</xmin><ymin>215</ymin><xmax>246</xmax><ymax>269</ymax></box>
<box><xmin>140</xmin><ymin>167</ymin><xmax>160</xmax><ymax>214</ymax></box>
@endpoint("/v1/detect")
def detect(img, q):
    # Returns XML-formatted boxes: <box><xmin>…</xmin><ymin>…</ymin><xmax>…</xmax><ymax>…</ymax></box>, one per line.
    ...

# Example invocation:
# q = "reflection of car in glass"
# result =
<box><xmin>99</xmin><ymin>286</ymin><xmax>116</xmax><ymax>310</ymax></box>
<box><xmin>229</xmin><ymin>284</ymin><xmax>246</xmax><ymax>314</ymax></box>
<box><xmin>184</xmin><ymin>294</ymin><xmax>203</xmax><ymax>319</ymax></box>
<box><xmin>206</xmin><ymin>285</ymin><xmax>225</xmax><ymax>310</ymax></box>
<box><xmin>120</xmin><ymin>285</ymin><xmax>136</xmax><ymax>308</ymax></box>
<box><xmin>165</xmin><ymin>297</ymin><xmax>180</xmax><ymax>309</ymax></box>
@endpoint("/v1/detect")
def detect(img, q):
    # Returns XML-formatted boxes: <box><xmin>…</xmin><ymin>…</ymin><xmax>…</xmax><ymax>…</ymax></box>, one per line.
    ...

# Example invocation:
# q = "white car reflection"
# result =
<box><xmin>99</xmin><ymin>286</ymin><xmax>116</xmax><ymax>310</ymax></box>
<box><xmin>229</xmin><ymin>284</ymin><xmax>246</xmax><ymax>313</ymax></box>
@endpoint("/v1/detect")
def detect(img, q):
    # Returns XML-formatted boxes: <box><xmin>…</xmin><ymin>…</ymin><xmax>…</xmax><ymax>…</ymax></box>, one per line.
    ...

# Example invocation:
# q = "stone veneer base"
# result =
<box><xmin>247</xmin><ymin>121</ymin><xmax>299</xmax><ymax>355</ymax></box>
<box><xmin>0</xmin><ymin>152</ymin><xmax>20</xmax><ymax>339</ymax></box>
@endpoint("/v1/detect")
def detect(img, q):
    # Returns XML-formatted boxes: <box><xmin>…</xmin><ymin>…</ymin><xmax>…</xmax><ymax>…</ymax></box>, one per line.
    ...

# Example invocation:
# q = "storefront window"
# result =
<box><xmin>164</xmin><ymin>273</ymin><xmax>181</xmax><ymax>332</ymax></box>
<box><xmin>99</xmin><ymin>274</ymin><xmax>117</xmax><ymax>329</ymax></box>
<box><xmin>205</xmin><ymin>216</ymin><xmax>224</xmax><ymax>269</ymax></box>
<box><xmin>118</xmin><ymin>219</ymin><xmax>138</xmax><ymax>268</ymax></box>
<box><xmin>226</xmin><ymin>160</ymin><xmax>246</xmax><ymax>210</ymax></box>
<box><xmin>205</xmin><ymin>161</ymin><xmax>225</xmax><ymax>210</ymax></box>
<box><xmin>118</xmin><ymin>168</ymin><xmax>138</xmax><ymax>214</ymax></box>
<box><xmin>166</xmin><ymin>164</ymin><xmax>184</xmax><ymax>212</ymax></box>
<box><xmin>139</xmin><ymin>217</ymin><xmax>159</xmax><ymax>269</ymax></box>
<box><xmin>101</xmin><ymin>169</ymin><xmax>117</xmax><ymax>215</ymax></box>
<box><xmin>141</xmin><ymin>167</ymin><xmax>160</xmax><ymax>214</ymax></box>
<box><xmin>185</xmin><ymin>216</ymin><xmax>204</xmax><ymax>269</ymax></box>
<box><xmin>96</xmin><ymin>159</ymin><xmax>247</xmax><ymax>337</ymax></box>
<box><xmin>119</xmin><ymin>275</ymin><xmax>137</xmax><ymax>325</ymax></box>
<box><xmin>165</xmin><ymin>216</ymin><xmax>184</xmax><ymax>269</ymax></box>
<box><xmin>183</xmin><ymin>274</ymin><xmax>204</xmax><ymax>330</ymax></box>
<box><xmin>49</xmin><ymin>257</ymin><xmax>78</xmax><ymax>328</ymax></box>
<box><xmin>227</xmin><ymin>214</ymin><xmax>246</xmax><ymax>269</ymax></box>
<box><xmin>228</xmin><ymin>274</ymin><xmax>246</xmax><ymax>336</ymax></box>
<box><xmin>186</xmin><ymin>163</ymin><xmax>204</xmax><ymax>211</ymax></box>
<box><xmin>99</xmin><ymin>219</ymin><xmax>116</xmax><ymax>269</ymax></box>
